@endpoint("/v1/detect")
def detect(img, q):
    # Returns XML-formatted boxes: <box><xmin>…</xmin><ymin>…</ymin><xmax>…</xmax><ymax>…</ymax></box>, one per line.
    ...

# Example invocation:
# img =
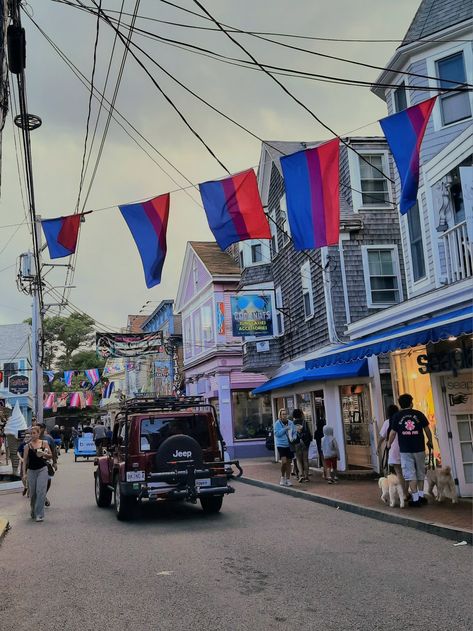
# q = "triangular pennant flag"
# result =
<box><xmin>41</xmin><ymin>214</ymin><xmax>81</xmax><ymax>259</ymax></box>
<box><xmin>43</xmin><ymin>393</ymin><xmax>56</xmax><ymax>409</ymax></box>
<box><xmin>102</xmin><ymin>381</ymin><xmax>115</xmax><ymax>399</ymax></box>
<box><xmin>199</xmin><ymin>169</ymin><xmax>271</xmax><ymax>251</ymax></box>
<box><xmin>84</xmin><ymin>368</ymin><xmax>100</xmax><ymax>387</ymax></box>
<box><xmin>43</xmin><ymin>370</ymin><xmax>55</xmax><ymax>383</ymax></box>
<box><xmin>64</xmin><ymin>370</ymin><xmax>74</xmax><ymax>387</ymax></box>
<box><xmin>85</xmin><ymin>391</ymin><xmax>94</xmax><ymax>407</ymax></box>
<box><xmin>69</xmin><ymin>392</ymin><xmax>81</xmax><ymax>408</ymax></box>
<box><xmin>280</xmin><ymin>139</ymin><xmax>340</xmax><ymax>250</ymax></box>
<box><xmin>379</xmin><ymin>96</ymin><xmax>437</xmax><ymax>214</ymax></box>
<box><xmin>119</xmin><ymin>194</ymin><xmax>170</xmax><ymax>288</ymax></box>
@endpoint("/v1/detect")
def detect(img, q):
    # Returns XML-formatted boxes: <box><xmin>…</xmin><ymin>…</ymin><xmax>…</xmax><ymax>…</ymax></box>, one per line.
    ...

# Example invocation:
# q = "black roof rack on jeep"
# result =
<box><xmin>121</xmin><ymin>395</ymin><xmax>208</xmax><ymax>412</ymax></box>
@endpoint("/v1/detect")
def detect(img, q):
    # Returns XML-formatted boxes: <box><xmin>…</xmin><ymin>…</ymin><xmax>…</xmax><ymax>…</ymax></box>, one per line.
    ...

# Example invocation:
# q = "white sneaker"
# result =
<box><xmin>279</xmin><ymin>477</ymin><xmax>286</xmax><ymax>486</ymax></box>
<box><xmin>285</xmin><ymin>478</ymin><xmax>293</xmax><ymax>487</ymax></box>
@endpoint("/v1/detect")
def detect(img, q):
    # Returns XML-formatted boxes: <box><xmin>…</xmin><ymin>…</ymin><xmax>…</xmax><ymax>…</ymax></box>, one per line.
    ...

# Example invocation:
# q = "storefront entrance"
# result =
<box><xmin>340</xmin><ymin>384</ymin><xmax>372</xmax><ymax>469</ymax></box>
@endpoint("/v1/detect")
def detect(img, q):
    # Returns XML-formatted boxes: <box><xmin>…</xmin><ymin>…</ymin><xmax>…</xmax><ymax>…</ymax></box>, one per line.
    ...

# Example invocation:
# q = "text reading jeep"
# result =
<box><xmin>94</xmin><ymin>396</ymin><xmax>242</xmax><ymax>520</ymax></box>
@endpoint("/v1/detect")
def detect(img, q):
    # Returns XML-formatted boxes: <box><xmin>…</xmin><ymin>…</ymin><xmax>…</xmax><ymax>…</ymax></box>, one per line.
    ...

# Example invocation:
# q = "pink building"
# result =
<box><xmin>175</xmin><ymin>242</ymin><xmax>270</xmax><ymax>459</ymax></box>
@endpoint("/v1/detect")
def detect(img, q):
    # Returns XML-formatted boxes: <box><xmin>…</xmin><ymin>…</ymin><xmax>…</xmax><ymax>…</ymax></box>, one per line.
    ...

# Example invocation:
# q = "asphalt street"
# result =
<box><xmin>0</xmin><ymin>452</ymin><xmax>471</xmax><ymax>631</ymax></box>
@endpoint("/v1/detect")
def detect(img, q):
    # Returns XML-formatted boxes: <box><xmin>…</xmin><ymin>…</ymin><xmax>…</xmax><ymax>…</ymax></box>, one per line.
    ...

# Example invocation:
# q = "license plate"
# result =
<box><xmin>196</xmin><ymin>478</ymin><xmax>211</xmax><ymax>488</ymax></box>
<box><xmin>126</xmin><ymin>470</ymin><xmax>145</xmax><ymax>482</ymax></box>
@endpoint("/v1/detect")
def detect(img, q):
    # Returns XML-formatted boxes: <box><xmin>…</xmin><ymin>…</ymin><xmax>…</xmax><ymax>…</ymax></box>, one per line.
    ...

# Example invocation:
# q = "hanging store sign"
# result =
<box><xmin>230</xmin><ymin>295</ymin><xmax>273</xmax><ymax>337</ymax></box>
<box><xmin>8</xmin><ymin>374</ymin><xmax>29</xmax><ymax>394</ymax></box>
<box><xmin>417</xmin><ymin>339</ymin><xmax>472</xmax><ymax>376</ymax></box>
<box><xmin>96</xmin><ymin>332</ymin><xmax>164</xmax><ymax>358</ymax></box>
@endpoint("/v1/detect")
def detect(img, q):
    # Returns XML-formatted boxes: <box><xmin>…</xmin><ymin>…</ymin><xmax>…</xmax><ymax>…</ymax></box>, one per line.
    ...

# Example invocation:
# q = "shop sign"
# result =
<box><xmin>8</xmin><ymin>374</ymin><xmax>29</xmax><ymax>394</ymax></box>
<box><xmin>230</xmin><ymin>295</ymin><xmax>273</xmax><ymax>337</ymax></box>
<box><xmin>445</xmin><ymin>375</ymin><xmax>473</xmax><ymax>414</ymax></box>
<box><xmin>96</xmin><ymin>331</ymin><xmax>164</xmax><ymax>358</ymax></box>
<box><xmin>417</xmin><ymin>340</ymin><xmax>472</xmax><ymax>376</ymax></box>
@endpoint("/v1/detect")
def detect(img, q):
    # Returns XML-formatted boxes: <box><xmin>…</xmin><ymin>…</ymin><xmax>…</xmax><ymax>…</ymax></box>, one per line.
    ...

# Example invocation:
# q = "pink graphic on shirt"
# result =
<box><xmin>405</xmin><ymin>420</ymin><xmax>415</xmax><ymax>431</ymax></box>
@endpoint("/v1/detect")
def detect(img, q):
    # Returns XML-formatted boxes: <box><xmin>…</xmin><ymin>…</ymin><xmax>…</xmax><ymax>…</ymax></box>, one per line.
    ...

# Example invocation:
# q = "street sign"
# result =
<box><xmin>8</xmin><ymin>374</ymin><xmax>30</xmax><ymax>395</ymax></box>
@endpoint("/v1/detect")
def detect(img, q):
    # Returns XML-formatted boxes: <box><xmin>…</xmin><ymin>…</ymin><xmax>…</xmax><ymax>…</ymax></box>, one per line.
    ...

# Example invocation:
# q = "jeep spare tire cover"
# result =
<box><xmin>154</xmin><ymin>435</ymin><xmax>204</xmax><ymax>471</ymax></box>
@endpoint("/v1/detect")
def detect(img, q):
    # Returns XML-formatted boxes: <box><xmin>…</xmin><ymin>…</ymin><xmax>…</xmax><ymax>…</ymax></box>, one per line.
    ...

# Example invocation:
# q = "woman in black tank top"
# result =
<box><xmin>24</xmin><ymin>426</ymin><xmax>52</xmax><ymax>522</ymax></box>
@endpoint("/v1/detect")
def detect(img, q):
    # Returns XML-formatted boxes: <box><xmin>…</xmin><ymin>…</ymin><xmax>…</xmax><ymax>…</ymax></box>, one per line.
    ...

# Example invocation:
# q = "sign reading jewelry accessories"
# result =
<box><xmin>230</xmin><ymin>295</ymin><xmax>273</xmax><ymax>337</ymax></box>
<box><xmin>96</xmin><ymin>332</ymin><xmax>164</xmax><ymax>358</ymax></box>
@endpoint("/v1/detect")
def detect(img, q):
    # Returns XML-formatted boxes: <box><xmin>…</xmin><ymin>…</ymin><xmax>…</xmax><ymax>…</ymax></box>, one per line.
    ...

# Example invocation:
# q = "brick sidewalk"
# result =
<box><xmin>240</xmin><ymin>458</ymin><xmax>472</xmax><ymax>536</ymax></box>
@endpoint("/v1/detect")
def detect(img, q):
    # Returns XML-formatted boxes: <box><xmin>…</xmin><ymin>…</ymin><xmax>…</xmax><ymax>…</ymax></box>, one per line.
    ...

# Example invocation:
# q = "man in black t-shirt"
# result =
<box><xmin>388</xmin><ymin>393</ymin><xmax>433</xmax><ymax>508</ymax></box>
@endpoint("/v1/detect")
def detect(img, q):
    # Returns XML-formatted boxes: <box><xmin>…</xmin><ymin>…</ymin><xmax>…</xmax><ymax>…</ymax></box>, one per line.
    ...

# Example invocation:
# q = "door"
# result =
<box><xmin>450</xmin><ymin>414</ymin><xmax>473</xmax><ymax>497</ymax></box>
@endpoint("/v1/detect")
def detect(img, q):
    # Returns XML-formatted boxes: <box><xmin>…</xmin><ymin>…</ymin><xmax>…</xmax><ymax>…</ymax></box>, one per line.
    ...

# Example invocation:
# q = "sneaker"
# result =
<box><xmin>35</xmin><ymin>517</ymin><xmax>44</xmax><ymax>522</ymax></box>
<box><xmin>285</xmin><ymin>479</ymin><xmax>293</xmax><ymax>487</ymax></box>
<box><xmin>327</xmin><ymin>479</ymin><xmax>334</xmax><ymax>484</ymax></box>
<box><xmin>298</xmin><ymin>478</ymin><xmax>304</xmax><ymax>483</ymax></box>
<box><xmin>279</xmin><ymin>477</ymin><xmax>286</xmax><ymax>486</ymax></box>
<box><xmin>303</xmin><ymin>477</ymin><xmax>310</xmax><ymax>482</ymax></box>
<box><xmin>45</xmin><ymin>499</ymin><xmax>50</xmax><ymax>508</ymax></box>
<box><xmin>333</xmin><ymin>475</ymin><xmax>339</xmax><ymax>481</ymax></box>
<box><xmin>408</xmin><ymin>499</ymin><xmax>421</xmax><ymax>507</ymax></box>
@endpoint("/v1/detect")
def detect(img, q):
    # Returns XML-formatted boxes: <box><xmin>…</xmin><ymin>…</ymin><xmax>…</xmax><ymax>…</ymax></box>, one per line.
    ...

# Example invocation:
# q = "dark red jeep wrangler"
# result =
<box><xmin>94</xmin><ymin>396</ymin><xmax>242</xmax><ymax>520</ymax></box>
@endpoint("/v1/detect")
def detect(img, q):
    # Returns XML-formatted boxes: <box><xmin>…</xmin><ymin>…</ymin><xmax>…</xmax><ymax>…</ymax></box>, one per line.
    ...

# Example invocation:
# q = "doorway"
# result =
<box><xmin>340</xmin><ymin>384</ymin><xmax>372</xmax><ymax>469</ymax></box>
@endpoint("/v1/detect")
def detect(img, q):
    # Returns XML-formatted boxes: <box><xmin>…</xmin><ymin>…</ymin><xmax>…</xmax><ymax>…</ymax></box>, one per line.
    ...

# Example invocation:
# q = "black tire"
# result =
<box><xmin>200</xmin><ymin>495</ymin><xmax>223</xmax><ymax>514</ymax></box>
<box><xmin>94</xmin><ymin>472</ymin><xmax>112</xmax><ymax>508</ymax></box>
<box><xmin>114</xmin><ymin>477</ymin><xmax>135</xmax><ymax>521</ymax></box>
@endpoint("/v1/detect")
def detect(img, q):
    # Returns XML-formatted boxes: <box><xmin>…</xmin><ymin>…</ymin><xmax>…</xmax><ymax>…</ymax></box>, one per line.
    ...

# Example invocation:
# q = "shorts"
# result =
<box><xmin>400</xmin><ymin>451</ymin><xmax>425</xmax><ymax>481</ymax></box>
<box><xmin>277</xmin><ymin>447</ymin><xmax>294</xmax><ymax>460</ymax></box>
<box><xmin>324</xmin><ymin>456</ymin><xmax>337</xmax><ymax>469</ymax></box>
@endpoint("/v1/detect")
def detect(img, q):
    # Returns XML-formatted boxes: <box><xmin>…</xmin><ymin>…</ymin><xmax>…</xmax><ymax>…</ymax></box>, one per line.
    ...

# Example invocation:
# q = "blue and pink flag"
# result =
<box><xmin>84</xmin><ymin>368</ymin><xmax>100</xmax><ymax>387</ymax></box>
<box><xmin>379</xmin><ymin>96</ymin><xmax>437</xmax><ymax>214</ymax></box>
<box><xmin>199</xmin><ymin>169</ymin><xmax>271</xmax><ymax>250</ymax></box>
<box><xmin>119</xmin><ymin>194</ymin><xmax>170</xmax><ymax>288</ymax></box>
<box><xmin>102</xmin><ymin>382</ymin><xmax>114</xmax><ymax>399</ymax></box>
<box><xmin>41</xmin><ymin>214</ymin><xmax>81</xmax><ymax>259</ymax></box>
<box><xmin>280</xmin><ymin>139</ymin><xmax>340</xmax><ymax>250</ymax></box>
<box><xmin>63</xmin><ymin>370</ymin><xmax>74</xmax><ymax>387</ymax></box>
<box><xmin>43</xmin><ymin>370</ymin><xmax>55</xmax><ymax>383</ymax></box>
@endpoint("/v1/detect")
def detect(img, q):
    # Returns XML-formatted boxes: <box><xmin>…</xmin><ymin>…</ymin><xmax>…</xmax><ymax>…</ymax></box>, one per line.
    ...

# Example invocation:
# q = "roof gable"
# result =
<box><xmin>400</xmin><ymin>0</ymin><xmax>472</xmax><ymax>47</ymax></box>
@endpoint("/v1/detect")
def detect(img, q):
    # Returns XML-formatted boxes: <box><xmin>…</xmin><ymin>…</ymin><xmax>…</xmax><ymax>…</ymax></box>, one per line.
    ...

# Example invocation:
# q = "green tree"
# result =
<box><xmin>63</xmin><ymin>350</ymin><xmax>105</xmax><ymax>372</ymax></box>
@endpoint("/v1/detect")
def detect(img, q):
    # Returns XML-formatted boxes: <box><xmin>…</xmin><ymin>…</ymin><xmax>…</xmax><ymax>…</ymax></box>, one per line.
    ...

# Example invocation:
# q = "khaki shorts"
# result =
<box><xmin>400</xmin><ymin>451</ymin><xmax>425</xmax><ymax>481</ymax></box>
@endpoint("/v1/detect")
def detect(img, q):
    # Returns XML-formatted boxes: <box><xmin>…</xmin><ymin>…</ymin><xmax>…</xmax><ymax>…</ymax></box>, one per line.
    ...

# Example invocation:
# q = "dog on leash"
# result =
<box><xmin>378</xmin><ymin>473</ymin><xmax>405</xmax><ymax>508</ymax></box>
<box><xmin>425</xmin><ymin>466</ymin><xmax>458</xmax><ymax>504</ymax></box>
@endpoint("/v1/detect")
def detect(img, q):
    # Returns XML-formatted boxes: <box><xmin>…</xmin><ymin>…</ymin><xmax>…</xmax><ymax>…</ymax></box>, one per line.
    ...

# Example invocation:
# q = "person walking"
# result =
<box><xmin>93</xmin><ymin>421</ymin><xmax>107</xmax><ymax>456</ymax></box>
<box><xmin>388</xmin><ymin>393</ymin><xmax>433</xmax><ymax>507</ymax></box>
<box><xmin>38</xmin><ymin>423</ymin><xmax>57</xmax><ymax>508</ymax></box>
<box><xmin>23</xmin><ymin>426</ymin><xmax>52</xmax><ymax>522</ymax></box>
<box><xmin>274</xmin><ymin>408</ymin><xmax>297</xmax><ymax>487</ymax></box>
<box><xmin>321</xmin><ymin>426</ymin><xmax>340</xmax><ymax>483</ymax></box>
<box><xmin>379</xmin><ymin>404</ymin><xmax>407</xmax><ymax>490</ymax></box>
<box><xmin>292</xmin><ymin>409</ymin><xmax>311</xmax><ymax>483</ymax></box>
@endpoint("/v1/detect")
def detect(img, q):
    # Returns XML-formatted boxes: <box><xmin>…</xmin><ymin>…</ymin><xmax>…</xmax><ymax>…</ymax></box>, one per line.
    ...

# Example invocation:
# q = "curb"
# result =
<box><xmin>237</xmin><ymin>477</ymin><xmax>472</xmax><ymax>544</ymax></box>
<box><xmin>0</xmin><ymin>518</ymin><xmax>10</xmax><ymax>544</ymax></box>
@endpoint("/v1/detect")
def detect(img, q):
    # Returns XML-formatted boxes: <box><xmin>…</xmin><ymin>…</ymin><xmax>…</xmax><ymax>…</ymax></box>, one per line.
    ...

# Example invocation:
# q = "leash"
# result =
<box><xmin>427</xmin><ymin>446</ymin><xmax>435</xmax><ymax>471</ymax></box>
<box><xmin>381</xmin><ymin>446</ymin><xmax>390</xmax><ymax>476</ymax></box>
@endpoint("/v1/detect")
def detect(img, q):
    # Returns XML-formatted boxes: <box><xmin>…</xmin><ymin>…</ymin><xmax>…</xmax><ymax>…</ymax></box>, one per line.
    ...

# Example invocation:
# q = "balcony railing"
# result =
<box><xmin>440</xmin><ymin>220</ymin><xmax>473</xmax><ymax>284</ymax></box>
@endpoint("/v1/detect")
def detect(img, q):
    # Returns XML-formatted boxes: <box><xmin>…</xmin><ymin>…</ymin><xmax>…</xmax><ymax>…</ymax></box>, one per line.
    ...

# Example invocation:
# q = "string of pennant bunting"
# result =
<box><xmin>41</xmin><ymin>97</ymin><xmax>437</xmax><ymax>288</ymax></box>
<box><xmin>42</xmin><ymin>387</ymin><xmax>114</xmax><ymax>410</ymax></box>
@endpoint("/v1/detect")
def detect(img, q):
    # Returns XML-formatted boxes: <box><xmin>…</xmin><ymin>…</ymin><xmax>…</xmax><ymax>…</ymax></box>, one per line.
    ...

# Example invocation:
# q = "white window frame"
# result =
<box><xmin>275</xmin><ymin>286</ymin><xmax>284</xmax><ymax>336</ymax></box>
<box><xmin>269</xmin><ymin>207</ymin><xmax>278</xmax><ymax>258</ymax></box>
<box><xmin>361</xmin><ymin>245</ymin><xmax>403</xmax><ymax>309</ymax></box>
<box><xmin>405</xmin><ymin>199</ymin><xmax>428</xmax><ymax>285</ymax></box>
<box><xmin>348</xmin><ymin>149</ymin><xmax>394</xmax><ymax>212</ymax></box>
<box><xmin>301</xmin><ymin>260</ymin><xmax>314</xmax><ymax>320</ymax></box>
<box><xmin>251</xmin><ymin>242</ymin><xmax>263</xmax><ymax>264</ymax></box>
<box><xmin>426</xmin><ymin>43</ymin><xmax>473</xmax><ymax>132</ymax></box>
<box><xmin>280</xmin><ymin>195</ymin><xmax>291</xmax><ymax>247</ymax></box>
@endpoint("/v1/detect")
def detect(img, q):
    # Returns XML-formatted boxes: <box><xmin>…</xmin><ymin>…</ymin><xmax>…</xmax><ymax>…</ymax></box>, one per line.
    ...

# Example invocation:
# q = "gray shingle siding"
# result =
<box><xmin>400</xmin><ymin>0</ymin><xmax>471</xmax><ymax>45</ymax></box>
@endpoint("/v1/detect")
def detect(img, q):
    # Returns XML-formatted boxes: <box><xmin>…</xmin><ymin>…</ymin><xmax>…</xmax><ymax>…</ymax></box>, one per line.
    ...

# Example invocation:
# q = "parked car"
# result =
<box><xmin>94</xmin><ymin>396</ymin><xmax>242</xmax><ymax>521</ymax></box>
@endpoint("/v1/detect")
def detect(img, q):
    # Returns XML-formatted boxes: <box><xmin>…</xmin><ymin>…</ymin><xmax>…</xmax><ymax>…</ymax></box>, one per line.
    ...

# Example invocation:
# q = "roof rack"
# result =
<box><xmin>121</xmin><ymin>395</ymin><xmax>208</xmax><ymax>412</ymax></box>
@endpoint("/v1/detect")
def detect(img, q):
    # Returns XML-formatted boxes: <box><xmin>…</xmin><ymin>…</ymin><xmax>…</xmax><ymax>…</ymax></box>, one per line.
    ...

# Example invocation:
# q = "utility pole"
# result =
<box><xmin>31</xmin><ymin>218</ymin><xmax>43</xmax><ymax>423</ymax></box>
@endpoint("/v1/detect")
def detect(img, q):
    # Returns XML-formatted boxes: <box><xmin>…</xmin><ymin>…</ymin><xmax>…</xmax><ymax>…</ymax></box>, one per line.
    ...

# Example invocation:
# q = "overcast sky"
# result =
<box><xmin>0</xmin><ymin>0</ymin><xmax>418</xmax><ymax>329</ymax></box>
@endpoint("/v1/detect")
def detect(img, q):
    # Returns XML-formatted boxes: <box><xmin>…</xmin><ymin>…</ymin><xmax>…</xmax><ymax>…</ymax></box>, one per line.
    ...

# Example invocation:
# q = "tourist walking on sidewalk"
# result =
<box><xmin>322</xmin><ymin>426</ymin><xmax>340</xmax><ymax>483</ymax></box>
<box><xmin>379</xmin><ymin>404</ymin><xmax>407</xmax><ymax>490</ymax></box>
<box><xmin>292</xmin><ymin>409</ymin><xmax>311</xmax><ymax>483</ymax></box>
<box><xmin>38</xmin><ymin>423</ymin><xmax>57</xmax><ymax>508</ymax></box>
<box><xmin>388</xmin><ymin>393</ymin><xmax>433</xmax><ymax>508</ymax></box>
<box><xmin>274</xmin><ymin>409</ymin><xmax>296</xmax><ymax>487</ymax></box>
<box><xmin>23</xmin><ymin>426</ymin><xmax>52</xmax><ymax>522</ymax></box>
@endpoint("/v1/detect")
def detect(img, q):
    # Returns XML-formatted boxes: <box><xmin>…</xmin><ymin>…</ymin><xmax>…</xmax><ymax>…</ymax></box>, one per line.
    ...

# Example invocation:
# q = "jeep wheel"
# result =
<box><xmin>94</xmin><ymin>472</ymin><xmax>112</xmax><ymax>508</ymax></box>
<box><xmin>114</xmin><ymin>478</ymin><xmax>135</xmax><ymax>521</ymax></box>
<box><xmin>200</xmin><ymin>495</ymin><xmax>223</xmax><ymax>514</ymax></box>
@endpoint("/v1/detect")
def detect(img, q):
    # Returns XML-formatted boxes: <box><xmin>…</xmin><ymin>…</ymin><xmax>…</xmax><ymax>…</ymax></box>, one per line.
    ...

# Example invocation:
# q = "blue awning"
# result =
<box><xmin>252</xmin><ymin>359</ymin><xmax>369</xmax><ymax>395</ymax></box>
<box><xmin>307</xmin><ymin>305</ymin><xmax>473</xmax><ymax>369</ymax></box>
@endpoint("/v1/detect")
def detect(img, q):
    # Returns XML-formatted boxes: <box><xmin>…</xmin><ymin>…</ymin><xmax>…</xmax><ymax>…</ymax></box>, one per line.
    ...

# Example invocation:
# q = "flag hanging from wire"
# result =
<box><xmin>119</xmin><ymin>194</ymin><xmax>170</xmax><ymax>288</ymax></box>
<box><xmin>63</xmin><ymin>370</ymin><xmax>74</xmax><ymax>387</ymax></box>
<box><xmin>199</xmin><ymin>169</ymin><xmax>271</xmax><ymax>251</ymax></box>
<box><xmin>43</xmin><ymin>370</ymin><xmax>55</xmax><ymax>383</ymax></box>
<box><xmin>280</xmin><ymin>139</ymin><xmax>340</xmax><ymax>250</ymax></box>
<box><xmin>84</xmin><ymin>368</ymin><xmax>100</xmax><ymax>387</ymax></box>
<box><xmin>379</xmin><ymin>96</ymin><xmax>437</xmax><ymax>214</ymax></box>
<box><xmin>102</xmin><ymin>381</ymin><xmax>114</xmax><ymax>399</ymax></box>
<box><xmin>41</xmin><ymin>214</ymin><xmax>81</xmax><ymax>259</ymax></box>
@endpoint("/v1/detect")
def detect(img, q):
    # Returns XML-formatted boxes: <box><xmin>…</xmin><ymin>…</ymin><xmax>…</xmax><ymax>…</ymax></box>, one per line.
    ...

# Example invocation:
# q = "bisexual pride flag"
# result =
<box><xmin>281</xmin><ymin>139</ymin><xmax>340</xmax><ymax>250</ymax></box>
<box><xmin>41</xmin><ymin>214</ymin><xmax>81</xmax><ymax>259</ymax></box>
<box><xmin>84</xmin><ymin>368</ymin><xmax>100</xmax><ymax>387</ymax></box>
<box><xmin>119</xmin><ymin>194</ymin><xmax>170</xmax><ymax>288</ymax></box>
<box><xmin>199</xmin><ymin>169</ymin><xmax>271</xmax><ymax>250</ymax></box>
<box><xmin>380</xmin><ymin>96</ymin><xmax>437</xmax><ymax>214</ymax></box>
